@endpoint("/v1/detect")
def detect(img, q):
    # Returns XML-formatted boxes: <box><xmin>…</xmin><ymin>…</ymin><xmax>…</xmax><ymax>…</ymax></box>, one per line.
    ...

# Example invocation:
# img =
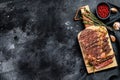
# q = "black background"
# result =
<box><xmin>0</xmin><ymin>0</ymin><xmax>120</xmax><ymax>80</ymax></box>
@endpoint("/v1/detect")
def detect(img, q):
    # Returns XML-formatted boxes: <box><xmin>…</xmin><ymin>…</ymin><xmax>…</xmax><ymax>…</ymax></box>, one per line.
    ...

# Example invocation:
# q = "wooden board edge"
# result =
<box><xmin>77</xmin><ymin>26</ymin><xmax>118</xmax><ymax>74</ymax></box>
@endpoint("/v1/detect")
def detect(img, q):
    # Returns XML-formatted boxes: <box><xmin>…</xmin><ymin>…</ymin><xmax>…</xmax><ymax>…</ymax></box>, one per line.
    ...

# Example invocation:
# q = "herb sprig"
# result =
<box><xmin>82</xmin><ymin>8</ymin><xmax>106</xmax><ymax>26</ymax></box>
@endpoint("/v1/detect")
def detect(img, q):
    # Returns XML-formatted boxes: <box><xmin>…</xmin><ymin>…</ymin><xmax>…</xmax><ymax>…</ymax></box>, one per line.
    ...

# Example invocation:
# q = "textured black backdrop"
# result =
<box><xmin>0</xmin><ymin>0</ymin><xmax>120</xmax><ymax>80</ymax></box>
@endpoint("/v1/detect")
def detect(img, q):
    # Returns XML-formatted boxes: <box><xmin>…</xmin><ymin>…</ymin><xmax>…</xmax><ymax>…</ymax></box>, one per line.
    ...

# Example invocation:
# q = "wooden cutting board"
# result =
<box><xmin>77</xmin><ymin>5</ymin><xmax>118</xmax><ymax>73</ymax></box>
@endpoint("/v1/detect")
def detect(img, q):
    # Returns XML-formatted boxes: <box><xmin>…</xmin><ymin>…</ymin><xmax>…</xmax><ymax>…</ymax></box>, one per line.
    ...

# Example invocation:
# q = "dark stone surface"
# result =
<box><xmin>0</xmin><ymin>0</ymin><xmax>120</xmax><ymax>80</ymax></box>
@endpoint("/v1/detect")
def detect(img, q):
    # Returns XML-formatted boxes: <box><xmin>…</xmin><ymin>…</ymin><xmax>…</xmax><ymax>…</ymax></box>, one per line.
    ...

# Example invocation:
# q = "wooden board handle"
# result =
<box><xmin>80</xmin><ymin>5</ymin><xmax>94</xmax><ymax>28</ymax></box>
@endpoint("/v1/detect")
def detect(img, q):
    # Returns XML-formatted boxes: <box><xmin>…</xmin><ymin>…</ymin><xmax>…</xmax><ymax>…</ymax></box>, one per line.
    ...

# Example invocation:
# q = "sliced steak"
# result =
<box><xmin>79</xmin><ymin>28</ymin><xmax>113</xmax><ymax>69</ymax></box>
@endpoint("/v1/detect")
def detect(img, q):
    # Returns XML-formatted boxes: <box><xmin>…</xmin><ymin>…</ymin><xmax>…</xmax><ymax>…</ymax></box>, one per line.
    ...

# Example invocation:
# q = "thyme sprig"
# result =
<box><xmin>83</xmin><ymin>8</ymin><xmax>106</xmax><ymax>26</ymax></box>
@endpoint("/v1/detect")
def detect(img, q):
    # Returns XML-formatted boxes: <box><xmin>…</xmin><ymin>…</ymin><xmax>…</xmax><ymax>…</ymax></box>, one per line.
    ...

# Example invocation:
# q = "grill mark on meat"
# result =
<box><xmin>82</xmin><ymin>37</ymin><xmax>108</xmax><ymax>50</ymax></box>
<box><xmin>103</xmin><ymin>37</ymin><xmax>108</xmax><ymax>42</ymax></box>
<box><xmin>102</xmin><ymin>41</ymin><xmax>109</xmax><ymax>47</ymax></box>
<box><xmin>80</xmin><ymin>35</ymin><xmax>98</xmax><ymax>44</ymax></box>
<box><xmin>89</xmin><ymin>54</ymin><xmax>114</xmax><ymax>66</ymax></box>
<box><xmin>101</xmin><ymin>37</ymin><xmax>111</xmax><ymax>54</ymax></box>
<box><xmin>89</xmin><ymin>38</ymin><xmax>100</xmax><ymax>45</ymax></box>
<box><xmin>103</xmin><ymin>44</ymin><xmax>111</xmax><ymax>54</ymax></box>
<box><xmin>85</xmin><ymin>47</ymin><xmax>103</xmax><ymax>58</ymax></box>
<box><xmin>85</xmin><ymin>42</ymin><xmax>101</xmax><ymax>49</ymax></box>
<box><xmin>103</xmin><ymin>45</ymin><xmax>110</xmax><ymax>51</ymax></box>
<box><xmin>104</xmin><ymin>48</ymin><xmax>111</xmax><ymax>54</ymax></box>
<box><xmin>79</xmin><ymin>29</ymin><xmax>97</xmax><ymax>41</ymax></box>
<box><xmin>83</xmin><ymin>38</ymin><xmax>100</xmax><ymax>48</ymax></box>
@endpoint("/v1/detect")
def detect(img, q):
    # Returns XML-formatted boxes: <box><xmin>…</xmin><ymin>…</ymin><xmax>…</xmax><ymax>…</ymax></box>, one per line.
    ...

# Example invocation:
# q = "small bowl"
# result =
<box><xmin>96</xmin><ymin>2</ymin><xmax>111</xmax><ymax>20</ymax></box>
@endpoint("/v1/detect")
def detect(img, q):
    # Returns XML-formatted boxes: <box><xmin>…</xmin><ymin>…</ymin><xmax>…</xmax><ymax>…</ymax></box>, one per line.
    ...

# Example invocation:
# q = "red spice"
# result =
<box><xmin>97</xmin><ymin>3</ymin><xmax>110</xmax><ymax>18</ymax></box>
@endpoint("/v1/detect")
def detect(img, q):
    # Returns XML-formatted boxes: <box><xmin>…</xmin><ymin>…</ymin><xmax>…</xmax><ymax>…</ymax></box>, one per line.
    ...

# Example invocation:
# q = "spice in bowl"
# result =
<box><xmin>96</xmin><ymin>2</ymin><xmax>110</xmax><ymax>20</ymax></box>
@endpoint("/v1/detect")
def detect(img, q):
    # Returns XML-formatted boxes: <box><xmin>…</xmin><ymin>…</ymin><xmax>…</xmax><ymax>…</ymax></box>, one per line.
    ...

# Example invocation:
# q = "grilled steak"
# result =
<box><xmin>78</xmin><ymin>27</ymin><xmax>114</xmax><ymax>69</ymax></box>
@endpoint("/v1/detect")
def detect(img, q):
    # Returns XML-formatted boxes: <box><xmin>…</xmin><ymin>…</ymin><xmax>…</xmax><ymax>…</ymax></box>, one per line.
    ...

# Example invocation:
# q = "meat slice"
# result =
<box><xmin>89</xmin><ymin>54</ymin><xmax>114</xmax><ymax>66</ymax></box>
<box><xmin>95</xmin><ymin>59</ymin><xmax>113</xmax><ymax>69</ymax></box>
